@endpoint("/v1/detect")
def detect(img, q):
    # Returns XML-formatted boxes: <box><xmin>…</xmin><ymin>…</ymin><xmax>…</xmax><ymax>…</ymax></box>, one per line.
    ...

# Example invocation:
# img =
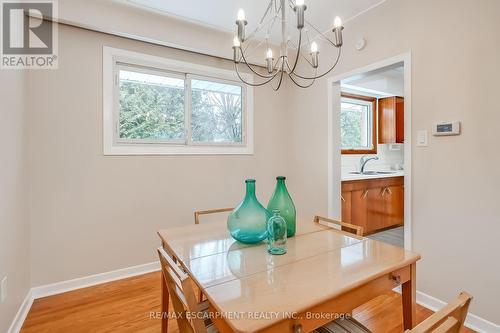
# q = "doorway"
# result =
<box><xmin>327</xmin><ymin>53</ymin><xmax>412</xmax><ymax>250</ymax></box>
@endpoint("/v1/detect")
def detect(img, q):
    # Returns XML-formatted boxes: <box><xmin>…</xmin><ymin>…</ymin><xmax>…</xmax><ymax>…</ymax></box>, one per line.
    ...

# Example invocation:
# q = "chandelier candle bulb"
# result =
<box><xmin>236</xmin><ymin>9</ymin><xmax>248</xmax><ymax>42</ymax></box>
<box><xmin>233</xmin><ymin>36</ymin><xmax>241</xmax><ymax>63</ymax></box>
<box><xmin>294</xmin><ymin>0</ymin><xmax>306</xmax><ymax>29</ymax></box>
<box><xmin>332</xmin><ymin>16</ymin><xmax>344</xmax><ymax>47</ymax></box>
<box><xmin>310</xmin><ymin>42</ymin><xmax>319</xmax><ymax>68</ymax></box>
<box><xmin>266</xmin><ymin>49</ymin><xmax>274</xmax><ymax>73</ymax></box>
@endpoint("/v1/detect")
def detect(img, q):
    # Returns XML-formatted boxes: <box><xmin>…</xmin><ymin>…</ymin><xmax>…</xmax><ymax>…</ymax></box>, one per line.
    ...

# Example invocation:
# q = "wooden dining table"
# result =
<box><xmin>157</xmin><ymin>220</ymin><xmax>420</xmax><ymax>333</ymax></box>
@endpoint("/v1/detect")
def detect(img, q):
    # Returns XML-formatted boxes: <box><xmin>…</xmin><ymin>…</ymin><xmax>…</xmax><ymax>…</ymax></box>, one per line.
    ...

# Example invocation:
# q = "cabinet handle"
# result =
<box><xmin>380</xmin><ymin>187</ymin><xmax>387</xmax><ymax>196</ymax></box>
<box><xmin>386</xmin><ymin>187</ymin><xmax>392</xmax><ymax>195</ymax></box>
<box><xmin>391</xmin><ymin>274</ymin><xmax>401</xmax><ymax>285</ymax></box>
<box><xmin>362</xmin><ymin>190</ymin><xmax>368</xmax><ymax>199</ymax></box>
<box><xmin>341</xmin><ymin>195</ymin><xmax>346</xmax><ymax>202</ymax></box>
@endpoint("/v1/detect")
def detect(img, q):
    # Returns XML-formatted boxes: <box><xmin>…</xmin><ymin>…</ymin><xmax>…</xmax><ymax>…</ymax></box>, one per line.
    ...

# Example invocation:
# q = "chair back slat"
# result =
<box><xmin>314</xmin><ymin>215</ymin><xmax>364</xmax><ymax>237</ymax></box>
<box><xmin>405</xmin><ymin>292</ymin><xmax>472</xmax><ymax>333</ymax></box>
<box><xmin>432</xmin><ymin>317</ymin><xmax>459</xmax><ymax>333</ymax></box>
<box><xmin>157</xmin><ymin>247</ymin><xmax>208</xmax><ymax>333</ymax></box>
<box><xmin>194</xmin><ymin>207</ymin><xmax>233</xmax><ymax>224</ymax></box>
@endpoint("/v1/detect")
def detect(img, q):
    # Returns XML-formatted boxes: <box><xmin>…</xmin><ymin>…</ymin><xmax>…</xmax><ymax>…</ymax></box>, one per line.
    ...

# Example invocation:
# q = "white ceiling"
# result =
<box><xmin>342</xmin><ymin>64</ymin><xmax>404</xmax><ymax>97</ymax></box>
<box><xmin>121</xmin><ymin>0</ymin><xmax>385</xmax><ymax>43</ymax></box>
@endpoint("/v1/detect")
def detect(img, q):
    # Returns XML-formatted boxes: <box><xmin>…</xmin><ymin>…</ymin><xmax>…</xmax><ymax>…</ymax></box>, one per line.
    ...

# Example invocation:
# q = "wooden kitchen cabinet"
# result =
<box><xmin>378</xmin><ymin>96</ymin><xmax>404</xmax><ymax>144</ymax></box>
<box><xmin>341</xmin><ymin>177</ymin><xmax>404</xmax><ymax>235</ymax></box>
<box><xmin>340</xmin><ymin>190</ymin><xmax>352</xmax><ymax>224</ymax></box>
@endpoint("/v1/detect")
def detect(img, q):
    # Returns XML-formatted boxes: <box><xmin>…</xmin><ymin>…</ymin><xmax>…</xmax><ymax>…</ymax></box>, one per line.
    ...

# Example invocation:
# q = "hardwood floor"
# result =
<box><xmin>21</xmin><ymin>272</ymin><xmax>474</xmax><ymax>333</ymax></box>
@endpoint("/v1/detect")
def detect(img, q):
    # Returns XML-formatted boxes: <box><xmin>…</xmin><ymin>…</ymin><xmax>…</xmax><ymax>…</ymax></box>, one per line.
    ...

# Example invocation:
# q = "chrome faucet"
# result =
<box><xmin>360</xmin><ymin>155</ymin><xmax>379</xmax><ymax>173</ymax></box>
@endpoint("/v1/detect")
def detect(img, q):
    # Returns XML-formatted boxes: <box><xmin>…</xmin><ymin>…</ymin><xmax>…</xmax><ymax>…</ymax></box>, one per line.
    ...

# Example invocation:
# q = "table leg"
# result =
<box><xmin>402</xmin><ymin>263</ymin><xmax>416</xmax><ymax>330</ymax></box>
<box><xmin>161</xmin><ymin>270</ymin><xmax>169</xmax><ymax>333</ymax></box>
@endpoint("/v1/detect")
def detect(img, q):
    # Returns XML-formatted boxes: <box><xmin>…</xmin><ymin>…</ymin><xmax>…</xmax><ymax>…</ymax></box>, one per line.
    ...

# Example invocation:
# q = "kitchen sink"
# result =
<box><xmin>349</xmin><ymin>171</ymin><xmax>397</xmax><ymax>175</ymax></box>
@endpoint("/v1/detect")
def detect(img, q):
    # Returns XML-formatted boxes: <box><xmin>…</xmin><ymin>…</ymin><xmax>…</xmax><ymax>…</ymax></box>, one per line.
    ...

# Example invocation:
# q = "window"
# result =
<box><xmin>103</xmin><ymin>47</ymin><xmax>253</xmax><ymax>155</ymax></box>
<box><xmin>340</xmin><ymin>93</ymin><xmax>377</xmax><ymax>154</ymax></box>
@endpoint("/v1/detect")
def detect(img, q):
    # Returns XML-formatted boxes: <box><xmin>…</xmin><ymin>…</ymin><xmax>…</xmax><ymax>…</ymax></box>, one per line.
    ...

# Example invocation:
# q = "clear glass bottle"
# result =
<box><xmin>267</xmin><ymin>210</ymin><xmax>287</xmax><ymax>255</ymax></box>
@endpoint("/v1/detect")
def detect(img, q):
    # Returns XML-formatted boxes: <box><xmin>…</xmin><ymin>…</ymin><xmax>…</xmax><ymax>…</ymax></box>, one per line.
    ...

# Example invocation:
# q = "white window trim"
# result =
<box><xmin>340</xmin><ymin>97</ymin><xmax>374</xmax><ymax>151</ymax></box>
<box><xmin>103</xmin><ymin>46</ymin><xmax>254</xmax><ymax>155</ymax></box>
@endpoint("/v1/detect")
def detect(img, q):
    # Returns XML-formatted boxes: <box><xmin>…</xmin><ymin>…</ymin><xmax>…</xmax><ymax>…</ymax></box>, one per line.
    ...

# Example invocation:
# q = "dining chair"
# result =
<box><xmin>157</xmin><ymin>247</ymin><xmax>218</xmax><ymax>333</ymax></box>
<box><xmin>405</xmin><ymin>292</ymin><xmax>472</xmax><ymax>333</ymax></box>
<box><xmin>194</xmin><ymin>207</ymin><xmax>233</xmax><ymax>225</ymax></box>
<box><xmin>194</xmin><ymin>207</ymin><xmax>233</xmax><ymax>301</ymax></box>
<box><xmin>314</xmin><ymin>215</ymin><xmax>364</xmax><ymax>237</ymax></box>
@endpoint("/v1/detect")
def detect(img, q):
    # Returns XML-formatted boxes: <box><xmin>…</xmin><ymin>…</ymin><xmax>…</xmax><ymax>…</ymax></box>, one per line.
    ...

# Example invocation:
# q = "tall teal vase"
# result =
<box><xmin>267</xmin><ymin>176</ymin><xmax>296</xmax><ymax>237</ymax></box>
<box><xmin>227</xmin><ymin>179</ymin><xmax>271</xmax><ymax>244</ymax></box>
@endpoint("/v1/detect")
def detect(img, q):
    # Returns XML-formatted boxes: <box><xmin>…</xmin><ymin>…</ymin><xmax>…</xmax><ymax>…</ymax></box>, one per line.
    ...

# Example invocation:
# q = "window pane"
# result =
<box><xmin>119</xmin><ymin>69</ymin><xmax>185</xmax><ymax>140</ymax></box>
<box><xmin>341</xmin><ymin>98</ymin><xmax>371</xmax><ymax>149</ymax></box>
<box><xmin>191</xmin><ymin>79</ymin><xmax>243</xmax><ymax>143</ymax></box>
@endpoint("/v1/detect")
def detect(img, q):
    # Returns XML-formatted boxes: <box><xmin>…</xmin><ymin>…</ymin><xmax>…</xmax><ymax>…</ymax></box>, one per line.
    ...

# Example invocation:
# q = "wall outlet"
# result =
<box><xmin>1</xmin><ymin>276</ymin><xmax>7</xmax><ymax>303</ymax></box>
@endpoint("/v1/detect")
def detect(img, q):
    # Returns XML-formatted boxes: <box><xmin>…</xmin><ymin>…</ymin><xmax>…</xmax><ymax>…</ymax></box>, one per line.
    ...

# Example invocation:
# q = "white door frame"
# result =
<box><xmin>327</xmin><ymin>52</ymin><xmax>413</xmax><ymax>250</ymax></box>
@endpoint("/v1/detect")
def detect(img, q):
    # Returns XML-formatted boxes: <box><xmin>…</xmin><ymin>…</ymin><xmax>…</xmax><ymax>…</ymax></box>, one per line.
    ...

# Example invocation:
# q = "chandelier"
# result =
<box><xmin>232</xmin><ymin>0</ymin><xmax>344</xmax><ymax>91</ymax></box>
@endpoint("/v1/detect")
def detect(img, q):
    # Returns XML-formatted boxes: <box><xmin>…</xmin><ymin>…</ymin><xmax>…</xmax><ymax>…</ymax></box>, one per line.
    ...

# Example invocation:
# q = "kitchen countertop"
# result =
<box><xmin>341</xmin><ymin>170</ymin><xmax>405</xmax><ymax>181</ymax></box>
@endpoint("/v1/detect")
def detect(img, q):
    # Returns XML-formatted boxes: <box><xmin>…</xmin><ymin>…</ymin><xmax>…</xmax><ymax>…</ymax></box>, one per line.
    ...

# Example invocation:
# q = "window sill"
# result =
<box><xmin>341</xmin><ymin>148</ymin><xmax>378</xmax><ymax>155</ymax></box>
<box><xmin>103</xmin><ymin>144</ymin><xmax>254</xmax><ymax>156</ymax></box>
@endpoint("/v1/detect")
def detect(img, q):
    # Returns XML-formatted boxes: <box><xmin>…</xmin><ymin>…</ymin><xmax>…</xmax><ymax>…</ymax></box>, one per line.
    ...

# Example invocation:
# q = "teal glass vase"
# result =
<box><xmin>227</xmin><ymin>179</ymin><xmax>271</xmax><ymax>244</ymax></box>
<box><xmin>267</xmin><ymin>210</ymin><xmax>287</xmax><ymax>255</ymax></box>
<box><xmin>267</xmin><ymin>176</ymin><xmax>296</xmax><ymax>237</ymax></box>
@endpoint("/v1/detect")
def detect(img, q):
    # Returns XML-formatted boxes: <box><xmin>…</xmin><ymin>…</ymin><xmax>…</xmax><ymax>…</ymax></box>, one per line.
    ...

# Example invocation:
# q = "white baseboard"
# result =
<box><xmin>7</xmin><ymin>261</ymin><xmax>160</xmax><ymax>333</ymax></box>
<box><xmin>31</xmin><ymin>261</ymin><xmax>160</xmax><ymax>299</ymax></box>
<box><xmin>393</xmin><ymin>286</ymin><xmax>499</xmax><ymax>333</ymax></box>
<box><xmin>7</xmin><ymin>289</ymin><xmax>34</xmax><ymax>333</ymax></box>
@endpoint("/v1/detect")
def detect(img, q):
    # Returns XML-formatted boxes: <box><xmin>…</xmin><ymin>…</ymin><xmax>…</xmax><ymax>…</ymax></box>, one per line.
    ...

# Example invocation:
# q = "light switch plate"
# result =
<box><xmin>417</xmin><ymin>130</ymin><xmax>428</xmax><ymax>147</ymax></box>
<box><xmin>1</xmin><ymin>276</ymin><xmax>6</xmax><ymax>303</ymax></box>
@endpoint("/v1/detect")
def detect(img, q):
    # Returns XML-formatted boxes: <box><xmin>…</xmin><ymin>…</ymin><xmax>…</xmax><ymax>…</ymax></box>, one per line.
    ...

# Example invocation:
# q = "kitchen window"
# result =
<box><xmin>103</xmin><ymin>47</ymin><xmax>253</xmax><ymax>155</ymax></box>
<box><xmin>340</xmin><ymin>93</ymin><xmax>377</xmax><ymax>154</ymax></box>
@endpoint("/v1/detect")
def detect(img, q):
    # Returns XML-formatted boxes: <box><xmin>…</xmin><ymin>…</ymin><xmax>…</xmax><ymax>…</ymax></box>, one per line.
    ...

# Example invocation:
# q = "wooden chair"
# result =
<box><xmin>405</xmin><ymin>292</ymin><xmax>472</xmax><ymax>333</ymax></box>
<box><xmin>194</xmin><ymin>207</ymin><xmax>233</xmax><ymax>301</ymax></box>
<box><xmin>314</xmin><ymin>215</ymin><xmax>364</xmax><ymax>237</ymax></box>
<box><xmin>194</xmin><ymin>207</ymin><xmax>233</xmax><ymax>225</ymax></box>
<box><xmin>157</xmin><ymin>247</ymin><xmax>218</xmax><ymax>333</ymax></box>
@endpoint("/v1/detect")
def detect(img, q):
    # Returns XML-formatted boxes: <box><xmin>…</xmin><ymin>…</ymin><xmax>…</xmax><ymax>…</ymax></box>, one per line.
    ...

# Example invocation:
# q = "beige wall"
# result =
<box><xmin>0</xmin><ymin>71</ymin><xmax>30</xmax><ymax>331</ymax></box>
<box><xmin>287</xmin><ymin>0</ymin><xmax>500</xmax><ymax>324</ymax></box>
<box><xmin>27</xmin><ymin>24</ymin><xmax>288</xmax><ymax>286</ymax></box>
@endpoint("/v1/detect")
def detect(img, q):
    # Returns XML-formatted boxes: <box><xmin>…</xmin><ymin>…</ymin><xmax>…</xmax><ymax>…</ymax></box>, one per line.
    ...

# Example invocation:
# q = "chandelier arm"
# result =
<box><xmin>286</xmin><ymin>29</ymin><xmax>302</xmax><ymax>75</ymax></box>
<box><xmin>234</xmin><ymin>62</ymin><xmax>279</xmax><ymax>87</ymax></box>
<box><xmin>245</xmin><ymin>0</ymin><xmax>274</xmax><ymax>41</ymax></box>
<box><xmin>288</xmin><ymin>72</ymin><xmax>317</xmax><ymax>88</ymax></box>
<box><xmin>286</xmin><ymin>40</ymin><xmax>314</xmax><ymax>67</ymax></box>
<box><xmin>240</xmin><ymin>39</ymin><xmax>266</xmax><ymax>62</ymax></box>
<box><xmin>245</xmin><ymin>6</ymin><xmax>276</xmax><ymax>42</ymax></box>
<box><xmin>239</xmin><ymin>46</ymin><xmax>279</xmax><ymax>78</ymax></box>
<box><xmin>303</xmin><ymin>19</ymin><xmax>337</xmax><ymax>47</ymax></box>
<box><xmin>272</xmin><ymin>61</ymin><xmax>286</xmax><ymax>91</ymax></box>
<box><xmin>288</xmin><ymin>47</ymin><xmax>342</xmax><ymax>80</ymax></box>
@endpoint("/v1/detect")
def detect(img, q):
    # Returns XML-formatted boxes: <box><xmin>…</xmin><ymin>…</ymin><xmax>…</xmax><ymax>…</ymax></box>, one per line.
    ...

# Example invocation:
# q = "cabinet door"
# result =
<box><xmin>366</xmin><ymin>187</ymin><xmax>386</xmax><ymax>233</ymax></box>
<box><xmin>382</xmin><ymin>185</ymin><xmax>404</xmax><ymax>228</ymax></box>
<box><xmin>395</xmin><ymin>97</ymin><xmax>404</xmax><ymax>143</ymax></box>
<box><xmin>341</xmin><ymin>191</ymin><xmax>352</xmax><ymax>223</ymax></box>
<box><xmin>378</xmin><ymin>97</ymin><xmax>396</xmax><ymax>144</ymax></box>
<box><xmin>379</xmin><ymin>96</ymin><xmax>405</xmax><ymax>144</ymax></box>
<box><xmin>350</xmin><ymin>189</ymin><xmax>368</xmax><ymax>233</ymax></box>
